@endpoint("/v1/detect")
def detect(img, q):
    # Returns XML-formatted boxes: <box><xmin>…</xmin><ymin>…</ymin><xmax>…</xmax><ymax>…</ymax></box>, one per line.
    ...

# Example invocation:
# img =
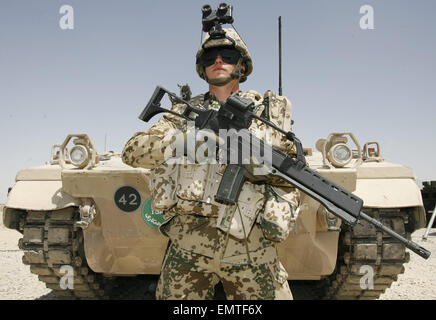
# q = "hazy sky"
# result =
<box><xmin>0</xmin><ymin>0</ymin><xmax>435</xmax><ymax>203</ymax></box>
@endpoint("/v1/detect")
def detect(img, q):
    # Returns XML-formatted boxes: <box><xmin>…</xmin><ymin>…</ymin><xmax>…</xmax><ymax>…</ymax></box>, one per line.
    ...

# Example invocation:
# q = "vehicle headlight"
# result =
<box><xmin>69</xmin><ymin>145</ymin><xmax>89</xmax><ymax>168</ymax></box>
<box><xmin>328</xmin><ymin>143</ymin><xmax>352</xmax><ymax>167</ymax></box>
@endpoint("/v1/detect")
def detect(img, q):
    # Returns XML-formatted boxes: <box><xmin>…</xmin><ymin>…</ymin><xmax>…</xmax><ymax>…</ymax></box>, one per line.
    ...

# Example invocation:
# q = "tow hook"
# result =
<box><xmin>76</xmin><ymin>203</ymin><xmax>97</xmax><ymax>229</ymax></box>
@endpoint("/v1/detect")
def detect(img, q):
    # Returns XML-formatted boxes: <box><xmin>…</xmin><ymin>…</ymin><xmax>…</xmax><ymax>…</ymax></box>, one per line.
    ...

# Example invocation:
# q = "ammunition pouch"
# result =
<box><xmin>258</xmin><ymin>185</ymin><xmax>299</xmax><ymax>242</ymax></box>
<box><xmin>216</xmin><ymin>182</ymin><xmax>265</xmax><ymax>239</ymax></box>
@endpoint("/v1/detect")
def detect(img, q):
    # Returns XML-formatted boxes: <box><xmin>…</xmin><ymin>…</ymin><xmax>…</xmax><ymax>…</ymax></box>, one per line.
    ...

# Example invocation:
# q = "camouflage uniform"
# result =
<box><xmin>122</xmin><ymin>28</ymin><xmax>300</xmax><ymax>300</ymax></box>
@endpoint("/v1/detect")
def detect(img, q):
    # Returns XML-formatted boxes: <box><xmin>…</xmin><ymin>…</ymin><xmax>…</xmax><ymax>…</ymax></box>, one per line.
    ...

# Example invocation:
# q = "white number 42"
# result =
<box><xmin>118</xmin><ymin>193</ymin><xmax>138</xmax><ymax>206</ymax></box>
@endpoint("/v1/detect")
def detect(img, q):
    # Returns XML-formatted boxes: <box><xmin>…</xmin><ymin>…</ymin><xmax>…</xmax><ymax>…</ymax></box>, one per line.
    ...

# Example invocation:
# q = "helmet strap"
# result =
<box><xmin>207</xmin><ymin>76</ymin><xmax>234</xmax><ymax>86</ymax></box>
<box><xmin>230</xmin><ymin>58</ymin><xmax>244</xmax><ymax>81</ymax></box>
<box><xmin>204</xmin><ymin>58</ymin><xmax>244</xmax><ymax>86</ymax></box>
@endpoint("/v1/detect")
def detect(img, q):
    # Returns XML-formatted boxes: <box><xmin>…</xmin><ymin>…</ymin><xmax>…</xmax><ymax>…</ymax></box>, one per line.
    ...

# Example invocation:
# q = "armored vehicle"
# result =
<box><xmin>285</xmin><ymin>133</ymin><xmax>426</xmax><ymax>299</ymax></box>
<box><xmin>2</xmin><ymin>131</ymin><xmax>426</xmax><ymax>299</ymax></box>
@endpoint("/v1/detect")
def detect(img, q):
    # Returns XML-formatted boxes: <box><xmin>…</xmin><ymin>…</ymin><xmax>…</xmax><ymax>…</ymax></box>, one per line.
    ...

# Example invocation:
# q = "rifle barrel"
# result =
<box><xmin>359</xmin><ymin>211</ymin><xmax>431</xmax><ymax>259</ymax></box>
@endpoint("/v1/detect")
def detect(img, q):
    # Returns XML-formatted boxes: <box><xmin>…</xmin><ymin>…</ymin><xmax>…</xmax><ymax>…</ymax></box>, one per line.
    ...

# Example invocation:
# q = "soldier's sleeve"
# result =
<box><xmin>262</xmin><ymin>91</ymin><xmax>303</xmax><ymax>189</ymax></box>
<box><xmin>263</xmin><ymin>90</ymin><xmax>297</xmax><ymax>157</ymax></box>
<box><xmin>122</xmin><ymin>104</ymin><xmax>187</xmax><ymax>169</ymax></box>
<box><xmin>258</xmin><ymin>91</ymin><xmax>302</xmax><ymax>240</ymax></box>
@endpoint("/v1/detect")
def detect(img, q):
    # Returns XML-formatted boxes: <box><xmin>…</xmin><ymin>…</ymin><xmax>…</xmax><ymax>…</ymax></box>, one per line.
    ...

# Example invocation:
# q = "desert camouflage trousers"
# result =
<box><xmin>156</xmin><ymin>242</ymin><xmax>293</xmax><ymax>300</ymax></box>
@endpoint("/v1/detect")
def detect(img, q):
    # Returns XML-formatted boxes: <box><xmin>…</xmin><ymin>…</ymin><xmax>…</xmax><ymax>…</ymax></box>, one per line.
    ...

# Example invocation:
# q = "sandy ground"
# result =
<box><xmin>377</xmin><ymin>226</ymin><xmax>436</xmax><ymax>300</ymax></box>
<box><xmin>0</xmin><ymin>211</ymin><xmax>52</xmax><ymax>299</ymax></box>
<box><xmin>1</xmin><ymin>206</ymin><xmax>435</xmax><ymax>300</ymax></box>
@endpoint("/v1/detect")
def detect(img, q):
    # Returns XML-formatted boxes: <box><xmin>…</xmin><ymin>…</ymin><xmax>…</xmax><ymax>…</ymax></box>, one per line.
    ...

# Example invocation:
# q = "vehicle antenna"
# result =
<box><xmin>278</xmin><ymin>16</ymin><xmax>282</xmax><ymax>96</ymax></box>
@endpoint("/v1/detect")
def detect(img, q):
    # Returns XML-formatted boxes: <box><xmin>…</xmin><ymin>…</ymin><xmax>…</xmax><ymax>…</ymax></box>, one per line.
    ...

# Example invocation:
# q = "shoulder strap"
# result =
<box><xmin>261</xmin><ymin>90</ymin><xmax>273</xmax><ymax>121</ymax></box>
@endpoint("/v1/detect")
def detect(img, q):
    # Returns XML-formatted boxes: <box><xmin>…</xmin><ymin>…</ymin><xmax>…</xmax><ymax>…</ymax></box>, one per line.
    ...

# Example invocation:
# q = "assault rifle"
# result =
<box><xmin>139</xmin><ymin>86</ymin><xmax>431</xmax><ymax>260</ymax></box>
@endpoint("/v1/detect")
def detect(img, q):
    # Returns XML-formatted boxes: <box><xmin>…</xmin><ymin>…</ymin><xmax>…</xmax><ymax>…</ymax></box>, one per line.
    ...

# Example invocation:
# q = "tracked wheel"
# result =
<box><xmin>18</xmin><ymin>207</ymin><xmax>111</xmax><ymax>299</ymax></box>
<box><xmin>301</xmin><ymin>208</ymin><xmax>412</xmax><ymax>300</ymax></box>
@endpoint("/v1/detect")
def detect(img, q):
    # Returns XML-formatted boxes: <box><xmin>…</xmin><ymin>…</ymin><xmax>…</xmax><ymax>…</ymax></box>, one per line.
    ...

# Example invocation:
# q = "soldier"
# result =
<box><xmin>122</xmin><ymin>27</ymin><xmax>300</xmax><ymax>300</ymax></box>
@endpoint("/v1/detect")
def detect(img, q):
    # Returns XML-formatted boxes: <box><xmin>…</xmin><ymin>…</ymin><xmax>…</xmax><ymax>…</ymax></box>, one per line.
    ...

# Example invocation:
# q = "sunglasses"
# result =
<box><xmin>199</xmin><ymin>47</ymin><xmax>241</xmax><ymax>67</ymax></box>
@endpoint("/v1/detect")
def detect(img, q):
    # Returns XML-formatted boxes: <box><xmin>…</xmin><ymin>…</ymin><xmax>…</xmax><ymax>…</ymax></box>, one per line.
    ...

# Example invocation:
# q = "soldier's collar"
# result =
<box><xmin>205</xmin><ymin>90</ymin><xmax>242</xmax><ymax>103</ymax></box>
<box><xmin>204</xmin><ymin>92</ymin><xmax>220</xmax><ymax>110</ymax></box>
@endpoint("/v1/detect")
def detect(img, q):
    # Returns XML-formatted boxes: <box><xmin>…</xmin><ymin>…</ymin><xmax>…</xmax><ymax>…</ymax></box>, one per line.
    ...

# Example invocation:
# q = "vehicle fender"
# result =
<box><xmin>354</xmin><ymin>178</ymin><xmax>426</xmax><ymax>228</ymax></box>
<box><xmin>354</xmin><ymin>178</ymin><xmax>423</xmax><ymax>208</ymax></box>
<box><xmin>5</xmin><ymin>180</ymin><xmax>80</xmax><ymax>211</ymax></box>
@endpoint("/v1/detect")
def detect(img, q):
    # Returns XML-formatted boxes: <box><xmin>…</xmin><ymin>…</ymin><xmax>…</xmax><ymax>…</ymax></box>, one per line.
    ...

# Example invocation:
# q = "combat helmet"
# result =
<box><xmin>196</xmin><ymin>28</ymin><xmax>253</xmax><ymax>85</ymax></box>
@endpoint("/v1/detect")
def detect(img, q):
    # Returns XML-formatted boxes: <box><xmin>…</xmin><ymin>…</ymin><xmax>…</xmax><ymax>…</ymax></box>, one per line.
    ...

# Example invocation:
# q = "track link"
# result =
<box><xmin>18</xmin><ymin>207</ymin><xmax>111</xmax><ymax>299</ymax></box>
<box><xmin>319</xmin><ymin>208</ymin><xmax>411</xmax><ymax>299</ymax></box>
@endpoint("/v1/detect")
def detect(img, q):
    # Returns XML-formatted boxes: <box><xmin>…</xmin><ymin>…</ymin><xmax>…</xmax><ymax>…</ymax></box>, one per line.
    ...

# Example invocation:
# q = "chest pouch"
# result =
<box><xmin>258</xmin><ymin>185</ymin><xmax>299</xmax><ymax>242</ymax></box>
<box><xmin>216</xmin><ymin>182</ymin><xmax>265</xmax><ymax>240</ymax></box>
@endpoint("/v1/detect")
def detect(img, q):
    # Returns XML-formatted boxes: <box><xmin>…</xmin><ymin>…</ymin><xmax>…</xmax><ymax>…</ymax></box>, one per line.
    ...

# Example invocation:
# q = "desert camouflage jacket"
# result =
<box><xmin>122</xmin><ymin>90</ymin><xmax>300</xmax><ymax>259</ymax></box>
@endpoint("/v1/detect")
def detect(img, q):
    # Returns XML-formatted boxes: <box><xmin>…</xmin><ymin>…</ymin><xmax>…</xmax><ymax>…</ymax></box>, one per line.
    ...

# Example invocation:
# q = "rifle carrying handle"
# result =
<box><xmin>215</xmin><ymin>164</ymin><xmax>247</xmax><ymax>205</ymax></box>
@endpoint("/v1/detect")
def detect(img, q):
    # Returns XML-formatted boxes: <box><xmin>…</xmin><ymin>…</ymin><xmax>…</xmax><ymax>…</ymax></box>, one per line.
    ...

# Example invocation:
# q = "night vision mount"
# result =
<box><xmin>201</xmin><ymin>3</ymin><xmax>233</xmax><ymax>39</ymax></box>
